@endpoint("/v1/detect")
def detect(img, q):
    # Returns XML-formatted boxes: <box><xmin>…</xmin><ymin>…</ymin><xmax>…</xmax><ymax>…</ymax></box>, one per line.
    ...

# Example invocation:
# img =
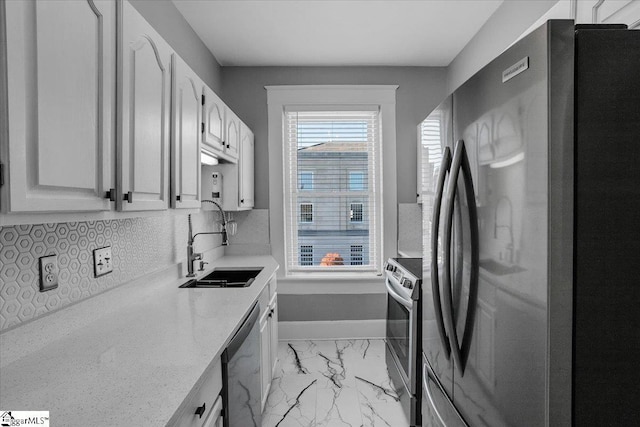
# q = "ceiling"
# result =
<box><xmin>173</xmin><ymin>0</ymin><xmax>504</xmax><ymax>67</ymax></box>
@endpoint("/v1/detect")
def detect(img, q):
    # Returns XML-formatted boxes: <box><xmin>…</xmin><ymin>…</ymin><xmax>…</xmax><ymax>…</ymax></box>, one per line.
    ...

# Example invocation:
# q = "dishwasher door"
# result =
<box><xmin>222</xmin><ymin>302</ymin><xmax>261</xmax><ymax>427</ymax></box>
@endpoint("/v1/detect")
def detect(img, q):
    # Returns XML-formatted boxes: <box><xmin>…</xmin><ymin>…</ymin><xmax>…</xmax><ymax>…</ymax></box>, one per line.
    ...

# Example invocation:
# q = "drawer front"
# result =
<box><xmin>176</xmin><ymin>358</ymin><xmax>222</xmax><ymax>427</ymax></box>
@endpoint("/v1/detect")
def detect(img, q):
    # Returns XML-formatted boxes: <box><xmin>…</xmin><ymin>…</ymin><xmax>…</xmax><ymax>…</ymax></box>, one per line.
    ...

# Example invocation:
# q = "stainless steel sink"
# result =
<box><xmin>179</xmin><ymin>267</ymin><xmax>263</xmax><ymax>288</ymax></box>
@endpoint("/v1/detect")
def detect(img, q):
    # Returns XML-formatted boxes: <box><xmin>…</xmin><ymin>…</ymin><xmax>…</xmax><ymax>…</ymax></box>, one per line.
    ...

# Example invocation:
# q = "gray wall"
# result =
<box><xmin>279</xmin><ymin>294</ymin><xmax>385</xmax><ymax>321</ymax></box>
<box><xmin>129</xmin><ymin>0</ymin><xmax>223</xmax><ymax>93</ymax></box>
<box><xmin>221</xmin><ymin>66</ymin><xmax>448</xmax><ymax>208</ymax></box>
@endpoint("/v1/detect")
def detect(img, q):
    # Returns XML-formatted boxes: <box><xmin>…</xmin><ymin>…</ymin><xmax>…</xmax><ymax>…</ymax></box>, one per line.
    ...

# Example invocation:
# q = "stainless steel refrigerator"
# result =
<box><xmin>421</xmin><ymin>20</ymin><xmax>640</xmax><ymax>426</ymax></box>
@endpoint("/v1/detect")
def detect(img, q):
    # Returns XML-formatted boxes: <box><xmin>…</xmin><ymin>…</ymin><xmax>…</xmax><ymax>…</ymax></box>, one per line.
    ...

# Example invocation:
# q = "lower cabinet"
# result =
<box><xmin>174</xmin><ymin>358</ymin><xmax>223</xmax><ymax>427</ymax></box>
<box><xmin>259</xmin><ymin>278</ymin><xmax>279</xmax><ymax>411</ymax></box>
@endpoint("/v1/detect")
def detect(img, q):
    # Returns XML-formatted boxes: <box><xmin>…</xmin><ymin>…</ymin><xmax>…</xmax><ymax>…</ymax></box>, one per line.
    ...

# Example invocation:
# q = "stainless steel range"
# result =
<box><xmin>384</xmin><ymin>257</ymin><xmax>422</xmax><ymax>427</ymax></box>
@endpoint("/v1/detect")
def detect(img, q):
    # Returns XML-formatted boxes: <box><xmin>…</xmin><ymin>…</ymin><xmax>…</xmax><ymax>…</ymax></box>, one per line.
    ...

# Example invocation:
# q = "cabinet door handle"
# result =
<box><xmin>195</xmin><ymin>402</ymin><xmax>206</xmax><ymax>418</ymax></box>
<box><xmin>176</xmin><ymin>195</ymin><xmax>181</xmax><ymax>202</ymax></box>
<box><xmin>105</xmin><ymin>188</ymin><xmax>116</xmax><ymax>201</ymax></box>
<box><xmin>240</xmin><ymin>199</ymin><xmax>245</xmax><ymax>204</ymax></box>
<box><xmin>123</xmin><ymin>191</ymin><xmax>133</xmax><ymax>203</ymax></box>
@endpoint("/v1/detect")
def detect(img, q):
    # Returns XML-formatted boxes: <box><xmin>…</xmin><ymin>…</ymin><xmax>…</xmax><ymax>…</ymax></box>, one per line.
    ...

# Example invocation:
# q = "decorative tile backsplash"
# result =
<box><xmin>398</xmin><ymin>203</ymin><xmax>422</xmax><ymax>255</ymax></box>
<box><xmin>0</xmin><ymin>212</ymin><xmax>220</xmax><ymax>331</ymax></box>
<box><xmin>225</xmin><ymin>209</ymin><xmax>271</xmax><ymax>255</ymax></box>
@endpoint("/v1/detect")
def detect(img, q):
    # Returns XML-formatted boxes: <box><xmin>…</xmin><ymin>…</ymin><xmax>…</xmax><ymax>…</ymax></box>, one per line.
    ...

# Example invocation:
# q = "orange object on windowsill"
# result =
<box><xmin>320</xmin><ymin>253</ymin><xmax>344</xmax><ymax>266</ymax></box>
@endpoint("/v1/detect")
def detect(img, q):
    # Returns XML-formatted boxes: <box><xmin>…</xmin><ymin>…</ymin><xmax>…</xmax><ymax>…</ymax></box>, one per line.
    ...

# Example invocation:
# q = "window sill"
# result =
<box><xmin>277</xmin><ymin>273</ymin><xmax>385</xmax><ymax>294</ymax></box>
<box><xmin>279</xmin><ymin>273</ymin><xmax>383</xmax><ymax>282</ymax></box>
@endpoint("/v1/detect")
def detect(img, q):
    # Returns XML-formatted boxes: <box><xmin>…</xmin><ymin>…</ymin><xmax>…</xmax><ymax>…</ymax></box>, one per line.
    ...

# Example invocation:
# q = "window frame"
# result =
<box><xmin>266</xmin><ymin>85</ymin><xmax>398</xmax><ymax>280</ymax></box>
<box><xmin>348</xmin><ymin>171</ymin><xmax>366</xmax><ymax>191</ymax></box>
<box><xmin>300</xmin><ymin>245</ymin><xmax>314</xmax><ymax>266</ymax></box>
<box><xmin>299</xmin><ymin>202</ymin><xmax>314</xmax><ymax>223</ymax></box>
<box><xmin>299</xmin><ymin>170</ymin><xmax>314</xmax><ymax>191</ymax></box>
<box><xmin>350</xmin><ymin>244</ymin><xmax>364</xmax><ymax>266</ymax></box>
<box><xmin>350</xmin><ymin>202</ymin><xmax>364</xmax><ymax>223</ymax></box>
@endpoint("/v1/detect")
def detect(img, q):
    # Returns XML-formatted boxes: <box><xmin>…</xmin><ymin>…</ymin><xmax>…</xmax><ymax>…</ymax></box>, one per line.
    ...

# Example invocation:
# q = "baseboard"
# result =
<box><xmin>278</xmin><ymin>319</ymin><xmax>385</xmax><ymax>340</ymax></box>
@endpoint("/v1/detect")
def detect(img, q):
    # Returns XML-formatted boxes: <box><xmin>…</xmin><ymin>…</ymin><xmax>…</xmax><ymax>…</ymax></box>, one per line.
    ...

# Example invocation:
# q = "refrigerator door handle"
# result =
<box><xmin>423</xmin><ymin>362</ymin><xmax>447</xmax><ymax>426</ymax></box>
<box><xmin>431</xmin><ymin>146</ymin><xmax>452</xmax><ymax>359</ymax></box>
<box><xmin>442</xmin><ymin>139</ymin><xmax>480</xmax><ymax>376</ymax></box>
<box><xmin>458</xmin><ymin>139</ymin><xmax>480</xmax><ymax>376</ymax></box>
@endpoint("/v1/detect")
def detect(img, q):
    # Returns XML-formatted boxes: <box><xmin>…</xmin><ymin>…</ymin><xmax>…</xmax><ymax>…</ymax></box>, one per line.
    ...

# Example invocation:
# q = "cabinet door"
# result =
<box><xmin>118</xmin><ymin>0</ymin><xmax>171</xmax><ymax>211</ymax></box>
<box><xmin>259</xmin><ymin>308</ymin><xmax>272</xmax><ymax>411</ymax></box>
<box><xmin>2</xmin><ymin>0</ymin><xmax>115</xmax><ymax>212</ymax></box>
<box><xmin>171</xmin><ymin>55</ymin><xmax>202</xmax><ymax>209</ymax></box>
<box><xmin>202</xmin><ymin>86</ymin><xmax>226</xmax><ymax>156</ymax></box>
<box><xmin>239</xmin><ymin>123</ymin><xmax>254</xmax><ymax>209</ymax></box>
<box><xmin>269</xmin><ymin>293</ymin><xmax>279</xmax><ymax>379</ymax></box>
<box><xmin>224</xmin><ymin>109</ymin><xmax>240</xmax><ymax>160</ymax></box>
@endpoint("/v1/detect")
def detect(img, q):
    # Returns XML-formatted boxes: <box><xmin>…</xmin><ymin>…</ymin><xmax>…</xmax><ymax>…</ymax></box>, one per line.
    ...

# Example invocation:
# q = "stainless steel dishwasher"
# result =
<box><xmin>222</xmin><ymin>302</ymin><xmax>262</xmax><ymax>427</ymax></box>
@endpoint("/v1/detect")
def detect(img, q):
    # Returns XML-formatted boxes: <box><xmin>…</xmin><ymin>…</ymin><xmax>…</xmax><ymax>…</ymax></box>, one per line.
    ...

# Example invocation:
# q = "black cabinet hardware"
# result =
<box><xmin>195</xmin><ymin>402</ymin><xmax>206</xmax><ymax>418</ymax></box>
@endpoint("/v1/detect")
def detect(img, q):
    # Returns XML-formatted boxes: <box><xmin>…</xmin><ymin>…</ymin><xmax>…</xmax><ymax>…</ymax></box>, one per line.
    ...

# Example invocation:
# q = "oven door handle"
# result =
<box><xmin>385</xmin><ymin>277</ymin><xmax>413</xmax><ymax>310</ymax></box>
<box><xmin>431</xmin><ymin>146</ymin><xmax>452</xmax><ymax>360</ymax></box>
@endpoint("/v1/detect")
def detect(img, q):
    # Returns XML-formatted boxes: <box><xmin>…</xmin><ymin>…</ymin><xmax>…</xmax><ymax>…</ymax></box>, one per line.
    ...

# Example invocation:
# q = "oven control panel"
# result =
<box><xmin>384</xmin><ymin>258</ymin><xmax>422</xmax><ymax>300</ymax></box>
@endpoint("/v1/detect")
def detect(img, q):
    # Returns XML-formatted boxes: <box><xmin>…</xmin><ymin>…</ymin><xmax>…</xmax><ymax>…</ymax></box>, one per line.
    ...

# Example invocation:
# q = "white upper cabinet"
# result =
<box><xmin>224</xmin><ymin>108</ymin><xmax>240</xmax><ymax>161</ymax></box>
<box><xmin>202</xmin><ymin>86</ymin><xmax>226</xmax><ymax>156</ymax></box>
<box><xmin>205</xmin><ymin>118</ymin><xmax>254</xmax><ymax>212</ymax></box>
<box><xmin>202</xmin><ymin>86</ymin><xmax>242</xmax><ymax>163</ymax></box>
<box><xmin>118</xmin><ymin>0</ymin><xmax>172</xmax><ymax>211</ymax></box>
<box><xmin>239</xmin><ymin>122</ymin><xmax>255</xmax><ymax>209</ymax></box>
<box><xmin>171</xmin><ymin>55</ymin><xmax>203</xmax><ymax>209</ymax></box>
<box><xmin>1</xmin><ymin>0</ymin><xmax>115</xmax><ymax>213</ymax></box>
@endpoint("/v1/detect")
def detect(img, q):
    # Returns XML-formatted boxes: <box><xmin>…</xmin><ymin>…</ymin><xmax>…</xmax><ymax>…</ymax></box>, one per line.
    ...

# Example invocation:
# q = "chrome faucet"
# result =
<box><xmin>186</xmin><ymin>200</ymin><xmax>229</xmax><ymax>277</ymax></box>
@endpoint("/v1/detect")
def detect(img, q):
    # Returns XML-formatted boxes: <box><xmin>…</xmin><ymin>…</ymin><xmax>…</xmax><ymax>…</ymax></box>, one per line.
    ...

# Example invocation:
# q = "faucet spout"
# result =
<box><xmin>186</xmin><ymin>214</ymin><xmax>199</xmax><ymax>277</ymax></box>
<box><xmin>202</xmin><ymin>200</ymin><xmax>228</xmax><ymax>246</ymax></box>
<box><xmin>185</xmin><ymin>203</ymin><xmax>229</xmax><ymax>277</ymax></box>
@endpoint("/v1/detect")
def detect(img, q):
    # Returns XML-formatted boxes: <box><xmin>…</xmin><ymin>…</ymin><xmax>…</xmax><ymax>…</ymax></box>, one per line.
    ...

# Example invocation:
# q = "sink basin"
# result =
<box><xmin>180</xmin><ymin>267</ymin><xmax>263</xmax><ymax>288</ymax></box>
<box><xmin>479</xmin><ymin>259</ymin><xmax>526</xmax><ymax>276</ymax></box>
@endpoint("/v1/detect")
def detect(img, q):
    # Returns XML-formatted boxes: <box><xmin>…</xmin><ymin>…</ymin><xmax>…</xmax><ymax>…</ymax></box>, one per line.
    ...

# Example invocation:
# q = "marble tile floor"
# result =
<box><xmin>262</xmin><ymin>339</ymin><xmax>410</xmax><ymax>427</ymax></box>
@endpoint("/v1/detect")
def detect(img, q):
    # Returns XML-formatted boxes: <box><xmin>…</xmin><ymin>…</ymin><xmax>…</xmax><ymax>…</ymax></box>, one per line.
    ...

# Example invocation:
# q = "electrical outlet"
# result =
<box><xmin>93</xmin><ymin>246</ymin><xmax>113</xmax><ymax>277</ymax></box>
<box><xmin>39</xmin><ymin>254</ymin><xmax>59</xmax><ymax>292</ymax></box>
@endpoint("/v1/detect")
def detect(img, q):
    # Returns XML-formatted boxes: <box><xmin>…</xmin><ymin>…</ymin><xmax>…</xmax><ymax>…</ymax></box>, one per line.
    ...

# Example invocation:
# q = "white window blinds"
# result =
<box><xmin>419</xmin><ymin>111</ymin><xmax>443</xmax><ymax>199</ymax></box>
<box><xmin>284</xmin><ymin>109</ymin><xmax>381</xmax><ymax>273</ymax></box>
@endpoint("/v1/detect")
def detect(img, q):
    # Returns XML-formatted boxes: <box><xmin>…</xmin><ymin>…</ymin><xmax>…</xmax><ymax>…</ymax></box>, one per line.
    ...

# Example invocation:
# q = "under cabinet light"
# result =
<box><xmin>201</xmin><ymin>151</ymin><xmax>219</xmax><ymax>165</ymax></box>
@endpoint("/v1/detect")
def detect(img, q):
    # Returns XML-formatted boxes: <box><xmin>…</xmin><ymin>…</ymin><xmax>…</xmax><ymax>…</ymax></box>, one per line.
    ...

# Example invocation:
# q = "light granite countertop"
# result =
<box><xmin>0</xmin><ymin>255</ymin><xmax>279</xmax><ymax>426</ymax></box>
